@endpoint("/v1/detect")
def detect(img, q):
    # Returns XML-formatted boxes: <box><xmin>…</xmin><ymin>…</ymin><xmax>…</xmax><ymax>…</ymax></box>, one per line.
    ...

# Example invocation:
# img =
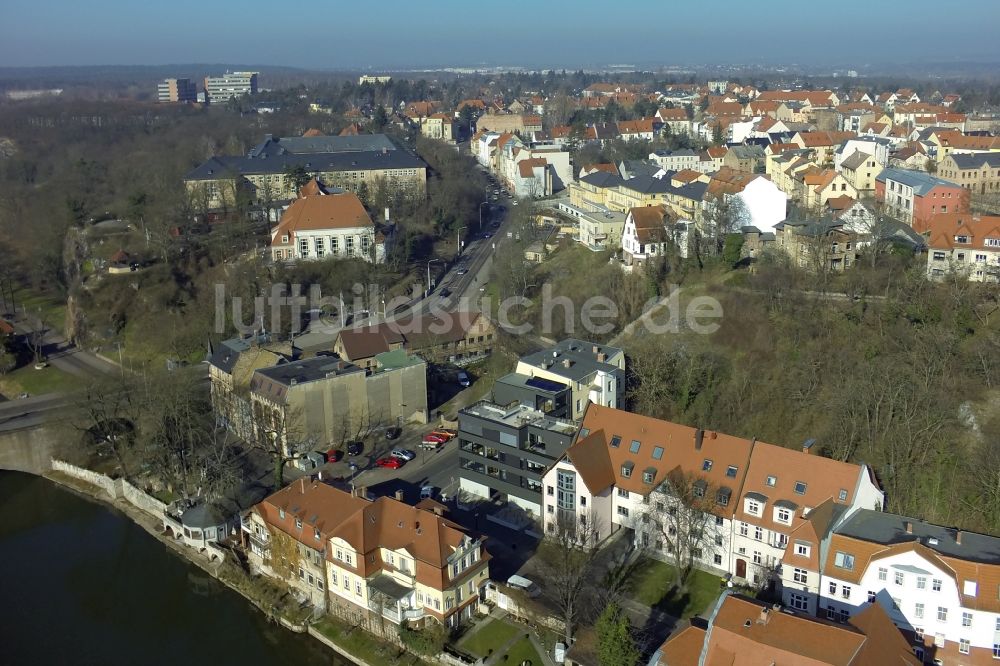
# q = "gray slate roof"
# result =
<box><xmin>185</xmin><ymin>150</ymin><xmax>426</xmax><ymax>181</ymax></box>
<box><xmin>254</xmin><ymin>356</ymin><xmax>363</xmax><ymax>387</ymax></box>
<box><xmin>947</xmin><ymin>152</ymin><xmax>1000</xmax><ymax>169</ymax></box>
<box><xmin>520</xmin><ymin>338</ymin><xmax>623</xmax><ymax>382</ymax></box>
<box><xmin>875</xmin><ymin>168</ymin><xmax>959</xmax><ymax>196</ymax></box>
<box><xmin>836</xmin><ymin>509</ymin><xmax>1000</xmax><ymax>565</ymax></box>
<box><xmin>841</xmin><ymin>151</ymin><xmax>871</xmax><ymax>171</ymax></box>
<box><xmin>580</xmin><ymin>171</ymin><xmax>623</xmax><ymax>188</ymax></box>
<box><xmin>248</xmin><ymin>133</ymin><xmax>397</xmax><ymax>157</ymax></box>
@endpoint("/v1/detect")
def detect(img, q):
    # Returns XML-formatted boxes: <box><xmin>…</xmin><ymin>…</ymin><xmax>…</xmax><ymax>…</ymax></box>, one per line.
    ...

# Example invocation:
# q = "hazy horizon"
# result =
<box><xmin>3</xmin><ymin>0</ymin><xmax>1000</xmax><ymax>70</ymax></box>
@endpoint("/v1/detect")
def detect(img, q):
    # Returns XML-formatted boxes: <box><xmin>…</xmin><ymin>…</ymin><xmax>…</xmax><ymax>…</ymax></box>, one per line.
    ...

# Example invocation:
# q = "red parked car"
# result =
<box><xmin>326</xmin><ymin>449</ymin><xmax>343</xmax><ymax>463</ymax></box>
<box><xmin>375</xmin><ymin>457</ymin><xmax>404</xmax><ymax>469</ymax></box>
<box><xmin>422</xmin><ymin>433</ymin><xmax>447</xmax><ymax>445</ymax></box>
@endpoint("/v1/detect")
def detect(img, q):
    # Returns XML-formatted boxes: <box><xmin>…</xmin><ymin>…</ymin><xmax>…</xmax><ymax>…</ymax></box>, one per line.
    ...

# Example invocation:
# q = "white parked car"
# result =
<box><xmin>390</xmin><ymin>448</ymin><xmax>416</xmax><ymax>461</ymax></box>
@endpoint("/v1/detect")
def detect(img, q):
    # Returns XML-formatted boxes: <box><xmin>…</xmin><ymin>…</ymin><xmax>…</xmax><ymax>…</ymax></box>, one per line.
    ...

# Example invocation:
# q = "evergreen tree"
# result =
<box><xmin>596</xmin><ymin>602</ymin><xmax>639</xmax><ymax>666</ymax></box>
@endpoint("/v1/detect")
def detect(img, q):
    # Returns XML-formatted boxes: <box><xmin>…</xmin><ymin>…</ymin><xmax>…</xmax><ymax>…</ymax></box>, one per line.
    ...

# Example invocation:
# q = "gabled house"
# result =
<box><xmin>875</xmin><ymin>168</ymin><xmax>969</xmax><ymax>232</ymax></box>
<box><xmin>705</xmin><ymin>167</ymin><xmax>788</xmax><ymax>234</ymax></box>
<box><xmin>925</xmin><ymin>213</ymin><xmax>1000</xmax><ymax>283</ymax></box>
<box><xmin>244</xmin><ymin>480</ymin><xmax>491</xmax><ymax>628</ymax></box>
<box><xmin>774</xmin><ymin>216</ymin><xmax>862</xmax><ymax>272</ymax></box>
<box><xmin>621</xmin><ymin>205</ymin><xmax>681</xmax><ymax>266</ymax></box>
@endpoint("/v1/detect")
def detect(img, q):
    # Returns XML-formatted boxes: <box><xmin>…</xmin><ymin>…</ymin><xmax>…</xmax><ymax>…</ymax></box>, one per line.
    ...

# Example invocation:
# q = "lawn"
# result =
<box><xmin>456</xmin><ymin>618</ymin><xmax>523</xmax><ymax>658</ymax></box>
<box><xmin>0</xmin><ymin>364</ymin><xmax>87</xmax><ymax>398</ymax></box>
<box><xmin>312</xmin><ymin>617</ymin><xmax>430</xmax><ymax>666</ymax></box>
<box><xmin>504</xmin><ymin>637</ymin><xmax>543</xmax><ymax>666</ymax></box>
<box><xmin>11</xmin><ymin>288</ymin><xmax>67</xmax><ymax>335</ymax></box>
<box><xmin>625</xmin><ymin>557</ymin><xmax>724</xmax><ymax>619</ymax></box>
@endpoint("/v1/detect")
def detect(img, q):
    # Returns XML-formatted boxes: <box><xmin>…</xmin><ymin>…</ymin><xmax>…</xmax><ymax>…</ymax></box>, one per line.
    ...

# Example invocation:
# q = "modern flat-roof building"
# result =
<box><xmin>457</xmin><ymin>401</ymin><xmax>578</xmax><ymax>519</ymax></box>
<box><xmin>157</xmin><ymin>78</ymin><xmax>197</xmax><ymax>103</ymax></box>
<box><xmin>204</xmin><ymin>71</ymin><xmax>258</xmax><ymax>104</ymax></box>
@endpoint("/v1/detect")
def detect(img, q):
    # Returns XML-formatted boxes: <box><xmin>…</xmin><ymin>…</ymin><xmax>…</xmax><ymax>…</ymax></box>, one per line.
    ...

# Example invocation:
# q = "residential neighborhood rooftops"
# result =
<box><xmin>185</xmin><ymin>149</ymin><xmax>426</xmax><ymax>180</ymax></box>
<box><xmin>835</xmin><ymin>509</ymin><xmax>1000</xmax><ymax>564</ymax></box>
<box><xmin>252</xmin><ymin>356</ymin><xmax>362</xmax><ymax>389</ymax></box>
<box><xmin>460</xmin><ymin>400</ymin><xmax>577</xmax><ymax>435</ymax></box>
<box><xmin>519</xmin><ymin>338</ymin><xmax>623</xmax><ymax>383</ymax></box>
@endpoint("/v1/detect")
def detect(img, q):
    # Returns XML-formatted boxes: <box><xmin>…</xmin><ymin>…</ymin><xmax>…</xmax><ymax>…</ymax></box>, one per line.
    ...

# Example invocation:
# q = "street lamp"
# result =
<box><xmin>478</xmin><ymin>201</ymin><xmax>489</xmax><ymax>231</ymax></box>
<box><xmin>426</xmin><ymin>259</ymin><xmax>444</xmax><ymax>298</ymax></box>
<box><xmin>456</xmin><ymin>226</ymin><xmax>466</xmax><ymax>257</ymax></box>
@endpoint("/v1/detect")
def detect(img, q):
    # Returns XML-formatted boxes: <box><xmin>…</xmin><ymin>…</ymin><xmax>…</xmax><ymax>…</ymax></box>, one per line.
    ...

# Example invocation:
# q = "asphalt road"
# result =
<box><xmin>0</xmin><ymin>392</ymin><xmax>75</xmax><ymax>433</ymax></box>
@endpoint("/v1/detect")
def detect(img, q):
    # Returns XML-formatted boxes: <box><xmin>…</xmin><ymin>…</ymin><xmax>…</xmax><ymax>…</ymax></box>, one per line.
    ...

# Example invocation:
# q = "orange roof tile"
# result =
<box><xmin>271</xmin><ymin>191</ymin><xmax>373</xmax><ymax>247</ymax></box>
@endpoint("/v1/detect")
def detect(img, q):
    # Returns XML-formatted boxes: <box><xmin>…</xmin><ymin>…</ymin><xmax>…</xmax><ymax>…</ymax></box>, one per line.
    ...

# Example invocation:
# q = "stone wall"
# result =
<box><xmin>0</xmin><ymin>425</ymin><xmax>70</xmax><ymax>474</ymax></box>
<box><xmin>51</xmin><ymin>459</ymin><xmax>166</xmax><ymax>515</ymax></box>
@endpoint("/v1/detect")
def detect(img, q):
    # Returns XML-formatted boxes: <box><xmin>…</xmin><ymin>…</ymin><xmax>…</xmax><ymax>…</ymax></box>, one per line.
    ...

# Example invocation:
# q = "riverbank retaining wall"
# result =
<box><xmin>51</xmin><ymin>459</ymin><xmax>168</xmax><ymax>516</ymax></box>
<box><xmin>0</xmin><ymin>425</ymin><xmax>69</xmax><ymax>474</ymax></box>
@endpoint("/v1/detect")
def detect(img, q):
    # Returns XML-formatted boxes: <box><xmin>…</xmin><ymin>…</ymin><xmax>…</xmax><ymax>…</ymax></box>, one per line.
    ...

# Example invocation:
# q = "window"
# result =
<box><xmin>960</xmin><ymin>639</ymin><xmax>970</xmax><ymax>655</ymax></box>
<box><xmin>610</xmin><ymin>435</ymin><xmax>622</xmax><ymax>448</ymax></box>
<box><xmin>295</xmin><ymin>518</ymin><xmax>302</xmax><ymax>529</ymax></box>
<box><xmin>932</xmin><ymin>578</ymin><xmax>942</xmax><ymax>592</ymax></box>
<box><xmin>629</xmin><ymin>440</ymin><xmax>641</xmax><ymax>454</ymax></box>
<box><xmin>793</xmin><ymin>568</ymin><xmax>808</xmax><ymax>584</ymax></box>
<box><xmin>793</xmin><ymin>481</ymin><xmax>807</xmax><ymax>495</ymax></box>
<box><xmin>714</xmin><ymin>554</ymin><xmax>723</xmax><ymax>565</ymax></box>
<box><xmin>964</xmin><ymin>580</ymin><xmax>978</xmax><ymax>596</ymax></box>
<box><xmin>934</xmin><ymin>633</ymin><xmax>945</xmax><ymax>648</ymax></box>
<box><xmin>617</xmin><ymin>488</ymin><xmax>629</xmax><ymax>498</ymax></box>
<box><xmin>878</xmin><ymin>567</ymin><xmax>888</xmax><ymax>581</ymax></box>
<box><xmin>621</xmin><ymin>465</ymin><xmax>632</xmax><ymax>478</ymax></box>
<box><xmin>643</xmin><ymin>470</ymin><xmax>655</xmax><ymax>484</ymax></box>
<box><xmin>867</xmin><ymin>590</ymin><xmax>876</xmax><ymax>603</ymax></box>
<box><xmin>829</xmin><ymin>581</ymin><xmax>837</xmax><ymax>595</ymax></box>
<box><xmin>795</xmin><ymin>543</ymin><xmax>810</xmax><ymax>557</ymax></box>
<box><xmin>834</xmin><ymin>552</ymin><xmax>854</xmax><ymax>570</ymax></box>
<box><xmin>298</xmin><ymin>567</ymin><xmax>305</xmax><ymax>580</ymax></box>
<box><xmin>789</xmin><ymin>593</ymin><xmax>808</xmax><ymax>611</ymax></box>
<box><xmin>279</xmin><ymin>509</ymin><xmax>285</xmax><ymax>520</ymax></box>
<box><xmin>739</xmin><ymin>522</ymin><xmax>749</xmax><ymax>536</ymax></box>
<box><xmin>747</xmin><ymin>500</ymin><xmax>760</xmax><ymax>515</ymax></box>
<box><xmin>892</xmin><ymin>597</ymin><xmax>901</xmax><ymax>611</ymax></box>
<box><xmin>937</xmin><ymin>606</ymin><xmax>948</xmax><ymax>622</ymax></box>
<box><xmin>343</xmin><ymin>575</ymin><xmax>350</xmax><ymax>590</ymax></box>
<box><xmin>617</xmin><ymin>506</ymin><xmax>629</xmax><ymax>517</ymax></box>
<box><xmin>917</xmin><ymin>576</ymin><xmax>926</xmax><ymax>590</ymax></box>
<box><xmin>702</xmin><ymin>459</ymin><xmax>713</xmax><ymax>471</ymax></box>
<box><xmin>962</xmin><ymin>612</ymin><xmax>972</xmax><ymax>627</ymax></box>
<box><xmin>580</xmin><ymin>496</ymin><xmax>587</xmax><ymax>506</ymax></box>
<box><xmin>841</xmin><ymin>585</ymin><xmax>851</xmax><ymax>600</ymax></box>
<box><xmin>726</xmin><ymin>465</ymin><xmax>737</xmax><ymax>478</ymax></box>
<box><xmin>546</xmin><ymin>505</ymin><xmax>554</xmax><ymax>514</ymax></box>
<box><xmin>547</xmin><ymin>486</ymin><xmax>554</xmax><ymax>496</ymax></box>
<box><xmin>652</xmin><ymin>446</ymin><xmax>664</xmax><ymax>460</ymax></box>
<box><xmin>993</xmin><ymin>643</ymin><xmax>1000</xmax><ymax>659</ymax></box>
<box><xmin>776</xmin><ymin>508</ymin><xmax>791</xmax><ymax>524</ymax></box>
<box><xmin>766</xmin><ymin>475</ymin><xmax>776</xmax><ymax>487</ymax></box>
<box><xmin>915</xmin><ymin>602</ymin><xmax>924</xmax><ymax>619</ymax></box>
<box><xmin>895</xmin><ymin>571</ymin><xmax>904</xmax><ymax>586</ymax></box>
<box><xmin>314</xmin><ymin>528</ymin><xmax>321</xmax><ymax>541</ymax></box>
<box><xmin>914</xmin><ymin>626</ymin><xmax>923</xmax><ymax>639</ymax></box>
<box><xmin>754</xmin><ymin>526</ymin><xmax>763</xmax><ymax>541</ymax></box>
<box><xmin>715</xmin><ymin>515</ymin><xmax>724</xmax><ymax>526</ymax></box>
<box><xmin>753</xmin><ymin>551</ymin><xmax>763</xmax><ymax>565</ymax></box>
<box><xmin>838</xmin><ymin>489</ymin><xmax>848</xmax><ymax>501</ymax></box>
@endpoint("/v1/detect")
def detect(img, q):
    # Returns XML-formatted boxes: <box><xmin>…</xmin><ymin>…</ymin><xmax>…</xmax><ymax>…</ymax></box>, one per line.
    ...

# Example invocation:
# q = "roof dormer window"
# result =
<box><xmin>793</xmin><ymin>481</ymin><xmax>807</xmax><ymax>495</ymax></box>
<box><xmin>610</xmin><ymin>435</ymin><xmax>622</xmax><ymax>448</ymax></box>
<box><xmin>726</xmin><ymin>465</ymin><xmax>738</xmax><ymax>478</ymax></box>
<box><xmin>702</xmin><ymin>459</ymin><xmax>713</xmax><ymax>472</ymax></box>
<box><xmin>621</xmin><ymin>462</ymin><xmax>634</xmax><ymax>478</ymax></box>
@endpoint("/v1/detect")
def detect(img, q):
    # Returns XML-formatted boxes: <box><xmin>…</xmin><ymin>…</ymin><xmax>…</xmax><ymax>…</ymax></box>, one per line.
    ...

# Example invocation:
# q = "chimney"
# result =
<box><xmin>955</xmin><ymin>530</ymin><xmax>963</xmax><ymax>545</ymax></box>
<box><xmin>695</xmin><ymin>429</ymin><xmax>704</xmax><ymax>450</ymax></box>
<box><xmin>432</xmin><ymin>506</ymin><xmax>444</xmax><ymax>517</ymax></box>
<box><xmin>300</xmin><ymin>478</ymin><xmax>305</xmax><ymax>494</ymax></box>
<box><xmin>562</xmin><ymin>359</ymin><xmax>572</xmax><ymax>368</ymax></box>
<box><xmin>757</xmin><ymin>607</ymin><xmax>770</xmax><ymax>625</ymax></box>
<box><xmin>356</xmin><ymin>485</ymin><xmax>368</xmax><ymax>499</ymax></box>
<box><xmin>597</xmin><ymin>352</ymin><xmax>607</xmax><ymax>362</ymax></box>
<box><xmin>385</xmin><ymin>207</ymin><xmax>390</xmax><ymax>222</ymax></box>
<box><xmin>395</xmin><ymin>489</ymin><xmax>404</xmax><ymax>501</ymax></box>
<box><xmin>592</xmin><ymin>345</ymin><xmax>599</xmax><ymax>353</ymax></box>
<box><xmin>711</xmin><ymin>431</ymin><xmax>717</xmax><ymax>439</ymax></box>
<box><xmin>317</xmin><ymin>470</ymin><xmax>323</xmax><ymax>482</ymax></box>
<box><xmin>802</xmin><ymin>438</ymin><xmax>816</xmax><ymax>454</ymax></box>
<box><xmin>905</xmin><ymin>521</ymin><xmax>913</xmax><ymax>534</ymax></box>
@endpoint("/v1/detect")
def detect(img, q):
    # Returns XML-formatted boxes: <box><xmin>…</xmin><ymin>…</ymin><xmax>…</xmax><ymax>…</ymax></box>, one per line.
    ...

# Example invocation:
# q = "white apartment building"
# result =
<box><xmin>541</xmin><ymin>406</ymin><xmax>884</xmax><ymax>593</ymax></box>
<box><xmin>649</xmin><ymin>149</ymin><xmax>700</xmax><ymax>173</ymax></box>
<box><xmin>515</xmin><ymin>339</ymin><xmax>625</xmax><ymax>420</ymax></box>
<box><xmin>204</xmin><ymin>71</ymin><xmax>258</xmax><ymax>103</ymax></box>
<box><xmin>270</xmin><ymin>188</ymin><xmax>386</xmax><ymax>263</ymax></box>
<box><xmin>925</xmin><ymin>213</ymin><xmax>1000</xmax><ymax>283</ymax></box>
<box><xmin>818</xmin><ymin>511</ymin><xmax>1000</xmax><ymax>666</ymax></box>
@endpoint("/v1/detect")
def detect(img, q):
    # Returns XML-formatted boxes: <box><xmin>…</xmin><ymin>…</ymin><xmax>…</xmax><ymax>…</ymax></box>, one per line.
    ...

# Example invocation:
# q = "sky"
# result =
<box><xmin>3</xmin><ymin>0</ymin><xmax>1000</xmax><ymax>70</ymax></box>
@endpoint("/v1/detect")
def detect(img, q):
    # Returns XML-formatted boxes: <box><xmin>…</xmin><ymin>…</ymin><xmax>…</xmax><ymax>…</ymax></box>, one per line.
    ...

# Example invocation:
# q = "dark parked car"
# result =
<box><xmin>347</xmin><ymin>441</ymin><xmax>363</xmax><ymax>456</ymax></box>
<box><xmin>385</xmin><ymin>426</ymin><xmax>402</xmax><ymax>440</ymax></box>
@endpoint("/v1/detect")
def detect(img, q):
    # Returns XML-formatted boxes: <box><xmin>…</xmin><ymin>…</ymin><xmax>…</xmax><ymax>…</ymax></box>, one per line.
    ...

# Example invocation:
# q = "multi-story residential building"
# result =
<box><xmin>204</xmin><ymin>71</ymin><xmax>258</xmax><ymax>103</ymax></box>
<box><xmin>798</xmin><ymin>169</ymin><xmax>859</xmax><ymax>210</ymax></box>
<box><xmin>655</xmin><ymin>593</ymin><xmax>920</xmax><ymax>666</ymax></box>
<box><xmin>791</xmin><ymin>131</ymin><xmax>858</xmax><ymax>166</ymax></box>
<box><xmin>817</xmin><ymin>510</ymin><xmax>1000</xmax><ymax>666</ymax></box>
<box><xmin>207</xmin><ymin>334</ymin><xmax>290</xmax><ymax>439</ymax></box>
<box><xmin>655</xmin><ymin>107</ymin><xmax>691</xmax><ymax>136</ymax></box>
<box><xmin>649</xmin><ymin>148</ymin><xmax>700</xmax><ymax>172</ymax></box>
<box><xmin>542</xmin><ymin>406</ymin><xmax>884</xmax><ymax>591</ymax></box>
<box><xmin>157</xmin><ymin>78</ymin><xmax>197</xmax><ymax>103</ymax></box>
<box><xmin>244</xmin><ymin>479</ymin><xmax>490</xmax><ymax>628</ymax></box>
<box><xmin>543</xmin><ymin>406</ymin><xmax>754</xmax><ymax>573</ymax></box>
<box><xmin>774</xmin><ymin>217</ymin><xmax>862</xmax><ymax>272</ymax></box>
<box><xmin>457</xmin><ymin>401</ymin><xmax>578</xmax><ymax>518</ymax></box>
<box><xmin>704</xmin><ymin>167</ymin><xmax>788</xmax><ymax>234</ymax></box>
<box><xmin>270</xmin><ymin>186</ymin><xmax>386</xmax><ymax>263</ymax></box>
<box><xmin>556</xmin><ymin>201</ymin><xmax>627</xmax><ymax>251</ymax></box>
<box><xmin>937</xmin><ymin>153</ymin><xmax>1000</xmax><ymax>196</ymax></box>
<box><xmin>737</xmin><ymin>438</ymin><xmax>884</xmax><ymax>603</ymax></box>
<box><xmin>184</xmin><ymin>133</ymin><xmax>427</xmax><ymax>209</ymax></box>
<box><xmin>476</xmin><ymin>113</ymin><xmax>543</xmax><ymax>136</ymax></box>
<box><xmin>874</xmin><ymin>168</ymin><xmax>969</xmax><ymax>232</ymax></box>
<box><xmin>722</xmin><ymin>145</ymin><xmax>766</xmax><ymax>174</ymax></box>
<box><xmin>248</xmin><ymin>350</ymin><xmax>428</xmax><ymax>453</ymax></box>
<box><xmin>418</xmin><ymin>113</ymin><xmax>458</xmax><ymax>142</ymax></box>
<box><xmin>838</xmin><ymin>151</ymin><xmax>883</xmax><ymax>194</ymax></box>
<box><xmin>515</xmin><ymin>339</ymin><xmax>625</xmax><ymax>420</ymax></box>
<box><xmin>925</xmin><ymin>213</ymin><xmax>1000</xmax><ymax>283</ymax></box>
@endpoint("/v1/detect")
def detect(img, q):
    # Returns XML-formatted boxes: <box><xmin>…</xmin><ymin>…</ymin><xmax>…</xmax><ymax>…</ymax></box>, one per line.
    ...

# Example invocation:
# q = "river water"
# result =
<box><xmin>0</xmin><ymin>471</ymin><xmax>351</xmax><ymax>666</ymax></box>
